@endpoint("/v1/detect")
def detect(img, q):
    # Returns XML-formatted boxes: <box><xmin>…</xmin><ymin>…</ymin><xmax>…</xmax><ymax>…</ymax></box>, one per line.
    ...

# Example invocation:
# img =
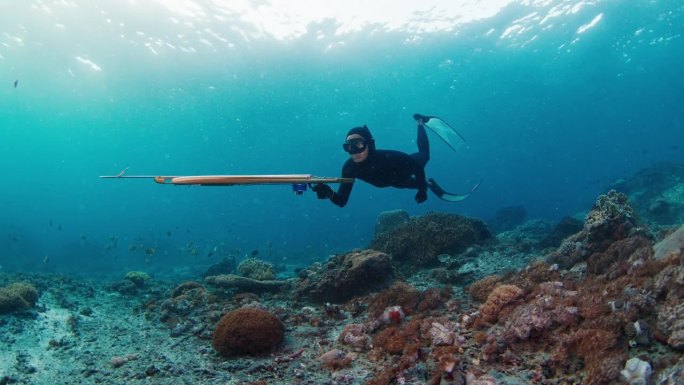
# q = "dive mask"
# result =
<box><xmin>343</xmin><ymin>138</ymin><xmax>368</xmax><ymax>154</ymax></box>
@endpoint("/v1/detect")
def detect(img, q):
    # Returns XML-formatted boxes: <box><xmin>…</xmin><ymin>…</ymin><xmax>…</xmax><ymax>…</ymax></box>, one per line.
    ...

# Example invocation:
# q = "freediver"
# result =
<box><xmin>312</xmin><ymin>114</ymin><xmax>470</xmax><ymax>207</ymax></box>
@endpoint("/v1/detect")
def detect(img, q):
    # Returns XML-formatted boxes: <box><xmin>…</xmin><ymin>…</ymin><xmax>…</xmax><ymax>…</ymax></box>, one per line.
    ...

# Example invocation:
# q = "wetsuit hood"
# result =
<box><xmin>347</xmin><ymin>125</ymin><xmax>376</xmax><ymax>153</ymax></box>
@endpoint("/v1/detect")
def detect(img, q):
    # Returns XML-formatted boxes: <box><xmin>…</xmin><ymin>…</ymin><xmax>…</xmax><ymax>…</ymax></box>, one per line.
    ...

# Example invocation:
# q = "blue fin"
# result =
<box><xmin>414</xmin><ymin>113</ymin><xmax>466</xmax><ymax>152</ymax></box>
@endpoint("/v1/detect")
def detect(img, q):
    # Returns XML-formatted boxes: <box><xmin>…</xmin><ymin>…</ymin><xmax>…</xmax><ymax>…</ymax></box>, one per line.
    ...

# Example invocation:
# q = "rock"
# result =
<box><xmin>654</xmin><ymin>224</ymin><xmax>684</xmax><ymax>260</ymax></box>
<box><xmin>294</xmin><ymin>249</ymin><xmax>394</xmax><ymax>303</ymax></box>
<box><xmin>203</xmin><ymin>256</ymin><xmax>237</xmax><ymax>278</ymax></box>
<box><xmin>204</xmin><ymin>274</ymin><xmax>288</xmax><ymax>293</ymax></box>
<box><xmin>375</xmin><ymin>209</ymin><xmax>410</xmax><ymax>236</ymax></box>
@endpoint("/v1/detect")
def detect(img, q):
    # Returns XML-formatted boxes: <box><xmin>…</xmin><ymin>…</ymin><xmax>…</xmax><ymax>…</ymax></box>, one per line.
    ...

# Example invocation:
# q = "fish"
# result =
<box><xmin>43</xmin><ymin>255</ymin><xmax>50</xmax><ymax>264</ymax></box>
<box><xmin>14</xmin><ymin>80</ymin><xmax>18</xmax><ymax>88</ymax></box>
<box><xmin>251</xmin><ymin>249</ymin><xmax>259</xmax><ymax>257</ymax></box>
<box><xmin>208</xmin><ymin>246</ymin><xmax>217</xmax><ymax>258</ymax></box>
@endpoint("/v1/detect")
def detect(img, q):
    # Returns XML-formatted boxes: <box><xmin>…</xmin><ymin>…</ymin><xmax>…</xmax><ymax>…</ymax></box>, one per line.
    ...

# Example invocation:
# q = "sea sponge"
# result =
<box><xmin>211</xmin><ymin>308</ymin><xmax>284</xmax><ymax>356</ymax></box>
<box><xmin>0</xmin><ymin>282</ymin><xmax>39</xmax><ymax>314</ymax></box>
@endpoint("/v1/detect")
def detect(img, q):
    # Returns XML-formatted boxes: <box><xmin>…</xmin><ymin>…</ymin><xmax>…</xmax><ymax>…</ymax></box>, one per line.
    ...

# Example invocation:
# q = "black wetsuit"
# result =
<box><xmin>330</xmin><ymin>125</ymin><xmax>430</xmax><ymax>207</ymax></box>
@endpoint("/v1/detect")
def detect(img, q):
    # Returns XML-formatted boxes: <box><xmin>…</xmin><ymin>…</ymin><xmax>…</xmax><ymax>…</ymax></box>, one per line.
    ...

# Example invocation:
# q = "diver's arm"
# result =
<box><xmin>331</xmin><ymin>182</ymin><xmax>352</xmax><ymax>207</ymax></box>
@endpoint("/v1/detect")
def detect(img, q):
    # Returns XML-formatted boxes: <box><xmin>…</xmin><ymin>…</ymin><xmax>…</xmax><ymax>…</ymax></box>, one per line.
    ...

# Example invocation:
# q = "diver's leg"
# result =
<box><xmin>411</xmin><ymin>123</ymin><xmax>430</xmax><ymax>167</ymax></box>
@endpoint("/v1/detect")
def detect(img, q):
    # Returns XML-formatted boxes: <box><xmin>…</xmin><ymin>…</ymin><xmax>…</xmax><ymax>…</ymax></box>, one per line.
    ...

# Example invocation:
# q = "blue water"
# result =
<box><xmin>1</xmin><ymin>1</ymin><xmax>682</xmax><ymax>276</ymax></box>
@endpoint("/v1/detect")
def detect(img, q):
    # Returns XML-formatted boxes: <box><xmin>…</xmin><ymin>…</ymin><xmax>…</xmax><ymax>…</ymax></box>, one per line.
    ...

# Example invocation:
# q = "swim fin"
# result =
<box><xmin>413</xmin><ymin>113</ymin><xmax>466</xmax><ymax>152</ymax></box>
<box><xmin>427</xmin><ymin>178</ymin><xmax>480</xmax><ymax>202</ymax></box>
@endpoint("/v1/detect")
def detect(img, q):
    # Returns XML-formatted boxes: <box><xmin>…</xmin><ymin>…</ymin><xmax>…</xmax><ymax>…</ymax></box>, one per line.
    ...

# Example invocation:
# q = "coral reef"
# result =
<box><xmin>211</xmin><ymin>307</ymin><xmax>284</xmax><ymax>356</ymax></box>
<box><xmin>237</xmin><ymin>257</ymin><xmax>276</xmax><ymax>281</ymax></box>
<box><xmin>0</xmin><ymin>282</ymin><xmax>39</xmax><ymax>314</ymax></box>
<box><xmin>546</xmin><ymin>189</ymin><xmax>643</xmax><ymax>269</ymax></box>
<box><xmin>294</xmin><ymin>249</ymin><xmax>394</xmax><ymax>303</ymax></box>
<box><xmin>370</xmin><ymin>212</ymin><xmax>491</xmax><ymax>267</ymax></box>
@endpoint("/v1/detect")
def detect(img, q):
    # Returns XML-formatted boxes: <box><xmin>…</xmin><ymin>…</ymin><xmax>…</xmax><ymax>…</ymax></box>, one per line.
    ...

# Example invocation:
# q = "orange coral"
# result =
<box><xmin>368</xmin><ymin>282</ymin><xmax>420</xmax><ymax>318</ymax></box>
<box><xmin>478</xmin><ymin>284</ymin><xmax>523</xmax><ymax>324</ymax></box>
<box><xmin>467</xmin><ymin>275</ymin><xmax>501</xmax><ymax>302</ymax></box>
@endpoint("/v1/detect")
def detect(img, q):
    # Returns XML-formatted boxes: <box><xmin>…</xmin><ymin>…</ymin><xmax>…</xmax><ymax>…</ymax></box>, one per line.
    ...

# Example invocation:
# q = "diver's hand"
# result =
<box><xmin>312</xmin><ymin>183</ymin><xmax>334</xmax><ymax>199</ymax></box>
<box><xmin>415</xmin><ymin>189</ymin><xmax>428</xmax><ymax>203</ymax></box>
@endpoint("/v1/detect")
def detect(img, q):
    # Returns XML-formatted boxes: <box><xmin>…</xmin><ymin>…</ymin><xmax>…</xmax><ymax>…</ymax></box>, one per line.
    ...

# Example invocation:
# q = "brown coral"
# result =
<box><xmin>370</xmin><ymin>212</ymin><xmax>490</xmax><ymax>267</ymax></box>
<box><xmin>211</xmin><ymin>308</ymin><xmax>284</xmax><ymax>356</ymax></box>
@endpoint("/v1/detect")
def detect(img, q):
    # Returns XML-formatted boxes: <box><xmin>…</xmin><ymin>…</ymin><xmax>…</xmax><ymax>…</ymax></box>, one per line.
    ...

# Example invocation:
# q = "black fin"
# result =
<box><xmin>428</xmin><ymin>178</ymin><xmax>480</xmax><ymax>202</ymax></box>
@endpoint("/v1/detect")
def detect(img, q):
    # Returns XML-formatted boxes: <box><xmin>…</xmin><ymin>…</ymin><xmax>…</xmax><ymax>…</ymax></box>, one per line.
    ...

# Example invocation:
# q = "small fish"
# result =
<box><xmin>145</xmin><ymin>247</ymin><xmax>156</xmax><ymax>256</ymax></box>
<box><xmin>43</xmin><ymin>255</ymin><xmax>50</xmax><ymax>264</ymax></box>
<box><xmin>14</xmin><ymin>80</ymin><xmax>18</xmax><ymax>88</ymax></box>
<box><xmin>207</xmin><ymin>246</ymin><xmax>217</xmax><ymax>258</ymax></box>
<box><xmin>49</xmin><ymin>220</ymin><xmax>53</xmax><ymax>226</ymax></box>
<box><xmin>58</xmin><ymin>225</ymin><xmax>62</xmax><ymax>231</ymax></box>
<box><xmin>251</xmin><ymin>249</ymin><xmax>259</xmax><ymax>257</ymax></box>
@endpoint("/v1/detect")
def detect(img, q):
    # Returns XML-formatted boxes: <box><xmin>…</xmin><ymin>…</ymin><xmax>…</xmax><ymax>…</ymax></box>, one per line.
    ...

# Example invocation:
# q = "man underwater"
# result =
<box><xmin>313</xmin><ymin>114</ymin><xmax>444</xmax><ymax>207</ymax></box>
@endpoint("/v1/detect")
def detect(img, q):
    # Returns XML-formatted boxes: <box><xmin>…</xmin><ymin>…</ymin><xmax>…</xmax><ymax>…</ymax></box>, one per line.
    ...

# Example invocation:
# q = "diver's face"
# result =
<box><xmin>346</xmin><ymin>134</ymin><xmax>369</xmax><ymax>163</ymax></box>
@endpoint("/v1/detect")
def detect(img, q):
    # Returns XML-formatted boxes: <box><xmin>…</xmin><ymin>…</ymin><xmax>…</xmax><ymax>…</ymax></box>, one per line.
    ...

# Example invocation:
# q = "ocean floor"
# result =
<box><xmin>2</xmin><ymin>164</ymin><xmax>684</xmax><ymax>385</ymax></box>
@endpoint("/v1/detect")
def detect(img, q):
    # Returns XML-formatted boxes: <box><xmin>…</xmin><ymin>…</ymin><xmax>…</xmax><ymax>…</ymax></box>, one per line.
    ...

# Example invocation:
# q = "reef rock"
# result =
<box><xmin>546</xmin><ymin>190</ymin><xmax>643</xmax><ymax>269</ymax></box>
<box><xmin>375</xmin><ymin>209</ymin><xmax>410</xmax><ymax>236</ymax></box>
<box><xmin>657</xmin><ymin>303</ymin><xmax>684</xmax><ymax>350</ymax></box>
<box><xmin>294</xmin><ymin>249</ymin><xmax>394</xmax><ymax>303</ymax></box>
<box><xmin>370</xmin><ymin>212</ymin><xmax>491</xmax><ymax>267</ymax></box>
<box><xmin>205</xmin><ymin>274</ymin><xmax>288</xmax><ymax>293</ymax></box>
<box><xmin>653</xmin><ymin>224</ymin><xmax>684</xmax><ymax>260</ymax></box>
